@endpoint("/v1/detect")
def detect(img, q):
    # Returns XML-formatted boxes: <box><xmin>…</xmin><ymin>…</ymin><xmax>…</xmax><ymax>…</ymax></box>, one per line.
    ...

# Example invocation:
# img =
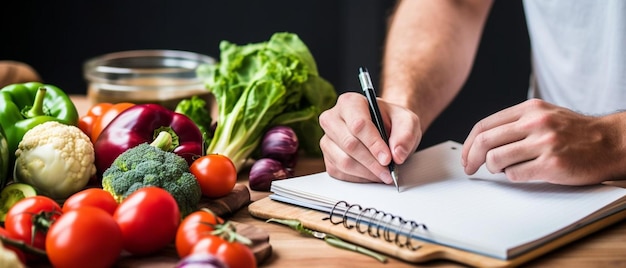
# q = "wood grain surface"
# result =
<box><xmin>249</xmin><ymin>196</ymin><xmax>626</xmax><ymax>267</ymax></box>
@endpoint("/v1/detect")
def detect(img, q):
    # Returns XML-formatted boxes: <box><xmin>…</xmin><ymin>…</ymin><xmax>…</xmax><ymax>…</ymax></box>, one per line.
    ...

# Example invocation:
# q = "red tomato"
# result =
<box><xmin>175</xmin><ymin>209</ymin><xmax>224</xmax><ymax>258</ymax></box>
<box><xmin>114</xmin><ymin>187</ymin><xmax>180</xmax><ymax>255</ymax></box>
<box><xmin>190</xmin><ymin>154</ymin><xmax>237</xmax><ymax>198</ymax></box>
<box><xmin>0</xmin><ymin>227</ymin><xmax>26</xmax><ymax>264</ymax></box>
<box><xmin>4</xmin><ymin>196</ymin><xmax>62</xmax><ymax>252</ymax></box>
<box><xmin>62</xmin><ymin>188</ymin><xmax>118</xmax><ymax>215</ymax></box>
<box><xmin>191</xmin><ymin>235</ymin><xmax>257</xmax><ymax>268</ymax></box>
<box><xmin>46</xmin><ymin>207</ymin><xmax>123</xmax><ymax>268</ymax></box>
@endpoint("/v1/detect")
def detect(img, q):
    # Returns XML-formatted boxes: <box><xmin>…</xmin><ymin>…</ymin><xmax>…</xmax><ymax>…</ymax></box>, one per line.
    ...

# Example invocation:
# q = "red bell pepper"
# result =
<box><xmin>93</xmin><ymin>104</ymin><xmax>203</xmax><ymax>178</ymax></box>
<box><xmin>78</xmin><ymin>102</ymin><xmax>135</xmax><ymax>143</ymax></box>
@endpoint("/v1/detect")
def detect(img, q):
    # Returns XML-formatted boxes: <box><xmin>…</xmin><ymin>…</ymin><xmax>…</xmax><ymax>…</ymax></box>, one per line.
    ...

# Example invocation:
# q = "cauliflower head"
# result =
<box><xmin>0</xmin><ymin>241</ymin><xmax>24</xmax><ymax>268</ymax></box>
<box><xmin>14</xmin><ymin>121</ymin><xmax>96</xmax><ymax>199</ymax></box>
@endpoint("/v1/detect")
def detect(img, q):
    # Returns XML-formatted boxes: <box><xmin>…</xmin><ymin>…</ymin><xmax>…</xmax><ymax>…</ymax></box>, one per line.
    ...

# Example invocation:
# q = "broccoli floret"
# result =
<box><xmin>101</xmin><ymin>135</ymin><xmax>202</xmax><ymax>217</ymax></box>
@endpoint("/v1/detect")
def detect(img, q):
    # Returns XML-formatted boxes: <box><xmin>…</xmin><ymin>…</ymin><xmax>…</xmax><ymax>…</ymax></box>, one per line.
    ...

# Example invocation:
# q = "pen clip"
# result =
<box><xmin>358</xmin><ymin>67</ymin><xmax>374</xmax><ymax>91</ymax></box>
<box><xmin>358</xmin><ymin>68</ymin><xmax>388</xmax><ymax>142</ymax></box>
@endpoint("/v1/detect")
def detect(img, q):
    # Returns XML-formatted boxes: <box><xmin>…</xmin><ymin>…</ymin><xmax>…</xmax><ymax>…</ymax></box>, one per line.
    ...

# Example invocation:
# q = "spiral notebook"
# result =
<box><xmin>253</xmin><ymin>141</ymin><xmax>626</xmax><ymax>265</ymax></box>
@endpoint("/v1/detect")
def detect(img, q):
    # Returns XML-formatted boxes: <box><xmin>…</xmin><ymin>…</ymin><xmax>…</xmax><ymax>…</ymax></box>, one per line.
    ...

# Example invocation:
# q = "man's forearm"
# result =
<box><xmin>381</xmin><ymin>0</ymin><xmax>493</xmax><ymax>131</ymax></box>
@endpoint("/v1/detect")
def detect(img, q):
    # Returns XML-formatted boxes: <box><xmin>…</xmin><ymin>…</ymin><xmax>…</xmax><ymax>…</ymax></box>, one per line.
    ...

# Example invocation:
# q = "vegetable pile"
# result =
<box><xmin>0</xmin><ymin>31</ymin><xmax>336</xmax><ymax>268</ymax></box>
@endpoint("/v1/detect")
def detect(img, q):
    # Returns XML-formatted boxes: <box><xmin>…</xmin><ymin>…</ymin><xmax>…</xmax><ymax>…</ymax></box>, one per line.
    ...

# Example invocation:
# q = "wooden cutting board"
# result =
<box><xmin>198</xmin><ymin>183</ymin><xmax>253</xmax><ymax>216</ymax></box>
<box><xmin>249</xmin><ymin>196</ymin><xmax>626</xmax><ymax>268</ymax></box>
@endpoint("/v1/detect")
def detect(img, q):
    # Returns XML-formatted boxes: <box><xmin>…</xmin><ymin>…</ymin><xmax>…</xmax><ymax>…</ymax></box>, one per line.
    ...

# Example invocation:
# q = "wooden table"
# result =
<box><xmin>70</xmin><ymin>96</ymin><xmax>626</xmax><ymax>267</ymax></box>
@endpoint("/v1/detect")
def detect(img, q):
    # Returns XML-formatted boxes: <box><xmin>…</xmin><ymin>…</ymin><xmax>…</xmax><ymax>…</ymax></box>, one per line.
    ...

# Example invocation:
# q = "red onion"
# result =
<box><xmin>261</xmin><ymin>125</ymin><xmax>299</xmax><ymax>168</ymax></box>
<box><xmin>249</xmin><ymin>158</ymin><xmax>294</xmax><ymax>191</ymax></box>
<box><xmin>175</xmin><ymin>253</ymin><xmax>227</xmax><ymax>268</ymax></box>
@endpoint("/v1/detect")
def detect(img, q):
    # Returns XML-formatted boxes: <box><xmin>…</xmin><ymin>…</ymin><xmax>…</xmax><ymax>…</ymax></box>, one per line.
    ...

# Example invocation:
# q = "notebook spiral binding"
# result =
<box><xmin>322</xmin><ymin>200</ymin><xmax>428</xmax><ymax>251</ymax></box>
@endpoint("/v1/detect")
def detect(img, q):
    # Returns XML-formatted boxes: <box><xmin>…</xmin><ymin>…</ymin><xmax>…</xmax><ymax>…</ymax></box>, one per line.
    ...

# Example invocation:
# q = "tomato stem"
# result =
<box><xmin>195</xmin><ymin>208</ymin><xmax>253</xmax><ymax>245</ymax></box>
<box><xmin>28</xmin><ymin>210</ymin><xmax>61</xmax><ymax>246</ymax></box>
<box><xmin>210</xmin><ymin>221</ymin><xmax>252</xmax><ymax>245</ymax></box>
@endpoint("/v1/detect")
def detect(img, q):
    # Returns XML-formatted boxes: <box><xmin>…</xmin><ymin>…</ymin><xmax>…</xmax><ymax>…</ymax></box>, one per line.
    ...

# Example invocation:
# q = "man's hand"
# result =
<box><xmin>462</xmin><ymin>99</ymin><xmax>626</xmax><ymax>185</ymax></box>
<box><xmin>319</xmin><ymin>92</ymin><xmax>421</xmax><ymax>184</ymax></box>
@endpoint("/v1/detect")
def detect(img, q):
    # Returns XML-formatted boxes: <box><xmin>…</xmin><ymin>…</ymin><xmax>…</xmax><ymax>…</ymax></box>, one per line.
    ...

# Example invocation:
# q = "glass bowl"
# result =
<box><xmin>83</xmin><ymin>49</ymin><xmax>215</xmax><ymax>110</ymax></box>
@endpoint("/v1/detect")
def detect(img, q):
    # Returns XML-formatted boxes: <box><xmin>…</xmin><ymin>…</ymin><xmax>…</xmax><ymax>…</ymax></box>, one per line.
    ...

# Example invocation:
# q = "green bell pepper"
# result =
<box><xmin>0</xmin><ymin>125</ymin><xmax>8</xmax><ymax>189</ymax></box>
<box><xmin>0</xmin><ymin>82</ymin><xmax>79</xmax><ymax>165</ymax></box>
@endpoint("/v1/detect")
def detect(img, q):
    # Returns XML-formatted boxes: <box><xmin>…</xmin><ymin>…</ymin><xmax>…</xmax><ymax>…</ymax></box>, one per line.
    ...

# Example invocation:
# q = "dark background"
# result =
<box><xmin>0</xmin><ymin>0</ymin><xmax>529</xmax><ymax>149</ymax></box>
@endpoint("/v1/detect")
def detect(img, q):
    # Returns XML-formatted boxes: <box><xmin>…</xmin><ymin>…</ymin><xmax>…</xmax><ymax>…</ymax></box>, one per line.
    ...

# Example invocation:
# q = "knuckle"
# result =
<box><xmin>334</xmin><ymin>153</ymin><xmax>356</xmax><ymax>172</ymax></box>
<box><xmin>485</xmin><ymin>150</ymin><xmax>499</xmax><ymax>167</ymax></box>
<box><xmin>408</xmin><ymin>114</ymin><xmax>422</xmax><ymax>137</ymax></box>
<box><xmin>407</xmin><ymin>111</ymin><xmax>420</xmax><ymax>126</ymax></box>
<box><xmin>318</xmin><ymin>110</ymin><xmax>332</xmax><ymax>129</ymax></box>
<box><xmin>319</xmin><ymin>135</ymin><xmax>331</xmax><ymax>153</ymax></box>
<box><xmin>339</xmin><ymin>92</ymin><xmax>365</xmax><ymax>103</ymax></box>
<box><xmin>340</xmin><ymin>135</ymin><xmax>361</xmax><ymax>152</ymax></box>
<box><xmin>475</xmin><ymin>132</ymin><xmax>489</xmax><ymax>147</ymax></box>
<box><xmin>542</xmin><ymin>131</ymin><xmax>559</xmax><ymax>146</ymax></box>
<box><xmin>325</xmin><ymin>162</ymin><xmax>340</xmax><ymax>178</ymax></box>
<box><xmin>485</xmin><ymin>150</ymin><xmax>502</xmax><ymax>174</ymax></box>
<box><xmin>472</xmin><ymin>120</ymin><xmax>487</xmax><ymax>133</ymax></box>
<box><xmin>535</xmin><ymin>131</ymin><xmax>562</xmax><ymax>152</ymax></box>
<box><xmin>505</xmin><ymin>169</ymin><xmax>523</xmax><ymax>182</ymax></box>
<box><xmin>525</xmin><ymin>98</ymin><xmax>547</xmax><ymax>109</ymax></box>
<box><xmin>545</xmin><ymin>155</ymin><xmax>567</xmax><ymax>171</ymax></box>
<box><xmin>368</xmin><ymin>138</ymin><xmax>389</xmax><ymax>153</ymax></box>
<box><xmin>534</xmin><ymin>113</ymin><xmax>556</xmax><ymax>128</ymax></box>
<box><xmin>348</xmin><ymin>117</ymin><xmax>368</xmax><ymax>134</ymax></box>
<box><xmin>323</xmin><ymin>153</ymin><xmax>353</xmax><ymax>179</ymax></box>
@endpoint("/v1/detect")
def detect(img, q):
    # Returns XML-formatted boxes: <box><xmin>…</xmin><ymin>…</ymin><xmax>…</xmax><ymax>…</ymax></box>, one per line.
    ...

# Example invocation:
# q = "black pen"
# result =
<box><xmin>358</xmin><ymin>67</ymin><xmax>400</xmax><ymax>192</ymax></box>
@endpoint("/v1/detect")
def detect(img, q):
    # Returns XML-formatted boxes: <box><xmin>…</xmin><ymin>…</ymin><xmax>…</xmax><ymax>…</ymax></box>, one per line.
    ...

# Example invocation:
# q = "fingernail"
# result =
<box><xmin>377</xmin><ymin>152</ymin><xmax>388</xmax><ymax>165</ymax></box>
<box><xmin>394</xmin><ymin>146</ymin><xmax>409</xmax><ymax>163</ymax></box>
<box><xmin>380</xmin><ymin>171</ymin><xmax>393</xmax><ymax>184</ymax></box>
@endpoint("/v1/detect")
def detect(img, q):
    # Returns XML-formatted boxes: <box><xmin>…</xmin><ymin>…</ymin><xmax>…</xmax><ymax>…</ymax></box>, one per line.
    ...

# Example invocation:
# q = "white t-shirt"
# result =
<box><xmin>523</xmin><ymin>0</ymin><xmax>626</xmax><ymax>115</ymax></box>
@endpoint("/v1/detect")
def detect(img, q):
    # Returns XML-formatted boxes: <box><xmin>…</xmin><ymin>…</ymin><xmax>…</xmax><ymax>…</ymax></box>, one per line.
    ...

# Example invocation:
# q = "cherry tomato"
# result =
<box><xmin>190</xmin><ymin>154</ymin><xmax>237</xmax><ymax>198</ymax></box>
<box><xmin>191</xmin><ymin>235</ymin><xmax>257</xmax><ymax>268</ymax></box>
<box><xmin>62</xmin><ymin>188</ymin><xmax>118</xmax><ymax>215</ymax></box>
<box><xmin>114</xmin><ymin>187</ymin><xmax>180</xmax><ymax>255</ymax></box>
<box><xmin>46</xmin><ymin>206</ymin><xmax>122</xmax><ymax>268</ymax></box>
<box><xmin>176</xmin><ymin>209</ymin><xmax>224</xmax><ymax>258</ymax></box>
<box><xmin>0</xmin><ymin>227</ymin><xmax>26</xmax><ymax>264</ymax></box>
<box><xmin>4</xmin><ymin>196</ymin><xmax>62</xmax><ymax>252</ymax></box>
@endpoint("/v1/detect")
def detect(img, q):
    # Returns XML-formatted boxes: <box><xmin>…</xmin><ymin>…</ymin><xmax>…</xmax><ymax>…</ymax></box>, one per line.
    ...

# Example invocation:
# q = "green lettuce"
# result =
<box><xmin>197</xmin><ymin>32</ymin><xmax>337</xmax><ymax>170</ymax></box>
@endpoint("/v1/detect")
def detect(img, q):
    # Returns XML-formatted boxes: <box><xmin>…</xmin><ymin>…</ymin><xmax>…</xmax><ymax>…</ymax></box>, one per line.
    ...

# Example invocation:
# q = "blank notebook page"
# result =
<box><xmin>270</xmin><ymin>141</ymin><xmax>626</xmax><ymax>259</ymax></box>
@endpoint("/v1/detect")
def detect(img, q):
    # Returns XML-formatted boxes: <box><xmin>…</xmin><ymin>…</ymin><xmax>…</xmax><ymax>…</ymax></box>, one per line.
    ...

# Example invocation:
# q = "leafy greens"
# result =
<box><xmin>197</xmin><ymin>32</ymin><xmax>337</xmax><ymax>171</ymax></box>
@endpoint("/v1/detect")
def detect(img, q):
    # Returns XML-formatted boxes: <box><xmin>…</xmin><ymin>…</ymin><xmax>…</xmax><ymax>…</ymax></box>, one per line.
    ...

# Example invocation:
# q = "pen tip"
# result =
<box><xmin>359</xmin><ymin>67</ymin><xmax>368</xmax><ymax>74</ymax></box>
<box><xmin>391</xmin><ymin>170</ymin><xmax>400</xmax><ymax>192</ymax></box>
